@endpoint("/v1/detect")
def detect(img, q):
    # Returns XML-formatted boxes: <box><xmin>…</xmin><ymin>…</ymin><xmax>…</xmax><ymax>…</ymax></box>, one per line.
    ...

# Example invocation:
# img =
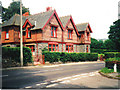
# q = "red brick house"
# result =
<box><xmin>2</xmin><ymin>7</ymin><xmax>92</xmax><ymax>62</ymax></box>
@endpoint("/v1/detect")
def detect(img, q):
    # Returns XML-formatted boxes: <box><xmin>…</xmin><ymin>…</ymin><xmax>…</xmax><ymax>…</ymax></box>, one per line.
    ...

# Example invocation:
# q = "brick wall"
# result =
<box><xmin>42</xmin><ymin>15</ymin><xmax>63</xmax><ymax>42</ymax></box>
<box><xmin>63</xmin><ymin>20</ymin><xmax>78</xmax><ymax>44</ymax></box>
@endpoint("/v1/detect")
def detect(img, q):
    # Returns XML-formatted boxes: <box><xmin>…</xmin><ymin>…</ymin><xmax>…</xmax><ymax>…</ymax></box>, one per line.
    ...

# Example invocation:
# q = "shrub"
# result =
<box><xmin>2</xmin><ymin>47</ymin><xmax>33</xmax><ymax>67</ymax></box>
<box><xmin>105</xmin><ymin>57</ymin><xmax>120</xmax><ymax>62</ymax></box>
<box><xmin>42</xmin><ymin>51</ymin><xmax>98</xmax><ymax>63</ymax></box>
<box><xmin>104</xmin><ymin>52</ymin><xmax>120</xmax><ymax>59</ymax></box>
<box><xmin>100</xmin><ymin>67</ymin><xmax>114</xmax><ymax>73</ymax></box>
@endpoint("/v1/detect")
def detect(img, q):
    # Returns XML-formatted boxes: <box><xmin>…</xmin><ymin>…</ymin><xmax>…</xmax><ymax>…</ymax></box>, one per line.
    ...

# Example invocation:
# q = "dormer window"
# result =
<box><xmin>68</xmin><ymin>29</ymin><xmax>73</xmax><ymax>39</ymax></box>
<box><xmin>5</xmin><ymin>30</ymin><xmax>9</xmax><ymax>39</ymax></box>
<box><xmin>51</xmin><ymin>26</ymin><xmax>57</xmax><ymax>37</ymax></box>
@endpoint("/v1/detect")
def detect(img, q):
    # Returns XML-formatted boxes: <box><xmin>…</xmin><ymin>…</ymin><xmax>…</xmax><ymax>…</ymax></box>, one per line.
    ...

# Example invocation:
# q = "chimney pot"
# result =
<box><xmin>46</xmin><ymin>7</ymin><xmax>52</xmax><ymax>11</ymax></box>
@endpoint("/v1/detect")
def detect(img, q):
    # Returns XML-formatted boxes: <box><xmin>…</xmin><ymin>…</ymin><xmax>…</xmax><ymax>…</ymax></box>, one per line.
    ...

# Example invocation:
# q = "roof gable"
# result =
<box><xmin>60</xmin><ymin>15</ymin><xmax>79</xmax><ymax>36</ymax></box>
<box><xmin>22</xmin><ymin>19</ymin><xmax>34</xmax><ymax>28</ymax></box>
<box><xmin>42</xmin><ymin>10</ymin><xmax>64</xmax><ymax>30</ymax></box>
<box><xmin>76</xmin><ymin>23</ymin><xmax>92</xmax><ymax>33</ymax></box>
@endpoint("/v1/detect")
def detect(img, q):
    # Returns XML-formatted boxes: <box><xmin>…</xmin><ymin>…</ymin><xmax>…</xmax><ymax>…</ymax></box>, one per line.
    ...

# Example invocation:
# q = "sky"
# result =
<box><xmin>1</xmin><ymin>0</ymin><xmax>119</xmax><ymax>39</ymax></box>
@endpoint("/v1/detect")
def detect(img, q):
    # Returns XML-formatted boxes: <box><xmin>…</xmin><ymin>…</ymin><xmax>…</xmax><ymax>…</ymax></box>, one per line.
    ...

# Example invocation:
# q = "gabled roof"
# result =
<box><xmin>60</xmin><ymin>15</ymin><xmax>79</xmax><ymax>36</ymax></box>
<box><xmin>27</xmin><ymin>10</ymin><xmax>54</xmax><ymax>30</ymax></box>
<box><xmin>2</xmin><ymin>14</ymin><xmax>27</xmax><ymax>27</ymax></box>
<box><xmin>2</xmin><ymin>10</ymin><xmax>64</xmax><ymax>31</ymax></box>
<box><xmin>60</xmin><ymin>15</ymin><xmax>71</xmax><ymax>28</ymax></box>
<box><xmin>76</xmin><ymin>23</ymin><xmax>92</xmax><ymax>33</ymax></box>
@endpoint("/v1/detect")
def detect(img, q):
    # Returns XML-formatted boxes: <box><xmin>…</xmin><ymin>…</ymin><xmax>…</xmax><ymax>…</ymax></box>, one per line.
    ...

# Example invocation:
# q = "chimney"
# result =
<box><xmin>23</xmin><ymin>12</ymin><xmax>29</xmax><ymax>16</ymax></box>
<box><xmin>46</xmin><ymin>7</ymin><xmax>52</xmax><ymax>11</ymax></box>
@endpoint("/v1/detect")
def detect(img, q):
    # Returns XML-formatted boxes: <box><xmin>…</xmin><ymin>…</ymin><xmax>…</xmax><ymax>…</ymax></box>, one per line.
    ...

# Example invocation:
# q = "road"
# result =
<box><xmin>2</xmin><ymin>61</ymin><xmax>119</xmax><ymax>89</ymax></box>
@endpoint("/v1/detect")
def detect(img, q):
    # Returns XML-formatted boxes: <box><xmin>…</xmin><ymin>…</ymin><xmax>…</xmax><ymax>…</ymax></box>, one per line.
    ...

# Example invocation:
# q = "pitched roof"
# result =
<box><xmin>76</xmin><ymin>23</ymin><xmax>89</xmax><ymax>32</ymax></box>
<box><xmin>27</xmin><ymin>10</ymin><xmax>54</xmax><ymax>30</ymax></box>
<box><xmin>2</xmin><ymin>10</ymin><xmax>54</xmax><ymax>30</ymax></box>
<box><xmin>60</xmin><ymin>15</ymin><xmax>71</xmax><ymax>27</ymax></box>
<box><xmin>2</xmin><ymin>14</ymin><xmax>27</xmax><ymax>27</ymax></box>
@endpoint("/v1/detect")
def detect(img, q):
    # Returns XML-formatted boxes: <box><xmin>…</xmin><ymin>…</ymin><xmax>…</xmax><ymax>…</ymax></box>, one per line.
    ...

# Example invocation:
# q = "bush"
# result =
<box><xmin>90</xmin><ymin>48</ymin><xmax>104</xmax><ymax>54</ymax></box>
<box><xmin>100</xmin><ymin>67</ymin><xmax>114</xmax><ymax>73</ymax></box>
<box><xmin>104</xmin><ymin>52</ymin><xmax>120</xmax><ymax>59</ymax></box>
<box><xmin>105</xmin><ymin>57</ymin><xmax>120</xmax><ymax>62</ymax></box>
<box><xmin>2</xmin><ymin>47</ymin><xmax>33</xmax><ymax>67</ymax></box>
<box><xmin>43</xmin><ymin>51</ymin><xmax>98</xmax><ymax>63</ymax></box>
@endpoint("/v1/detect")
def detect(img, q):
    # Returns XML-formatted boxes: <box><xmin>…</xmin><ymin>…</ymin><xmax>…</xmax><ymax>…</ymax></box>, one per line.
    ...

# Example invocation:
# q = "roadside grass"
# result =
<box><xmin>100</xmin><ymin>67</ymin><xmax>114</xmax><ymax>73</ymax></box>
<box><xmin>116</xmin><ymin>75</ymin><xmax>120</xmax><ymax>77</ymax></box>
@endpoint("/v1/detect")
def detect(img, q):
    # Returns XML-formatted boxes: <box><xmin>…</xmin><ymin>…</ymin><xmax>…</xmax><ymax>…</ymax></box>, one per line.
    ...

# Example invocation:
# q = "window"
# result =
<box><xmin>48</xmin><ymin>43</ymin><xmax>59</xmax><ymax>52</ymax></box>
<box><xmin>86</xmin><ymin>45</ymin><xmax>89</xmax><ymax>53</ymax></box>
<box><xmin>5</xmin><ymin>30</ymin><xmax>9</xmax><ymax>39</ymax></box>
<box><xmin>51</xmin><ymin>26</ymin><xmax>57</xmax><ymax>37</ymax></box>
<box><xmin>66</xmin><ymin>44</ymin><xmax>73</xmax><ymax>52</ymax></box>
<box><xmin>27</xmin><ymin>45</ymin><xmax>35</xmax><ymax>55</ymax></box>
<box><xmin>68</xmin><ymin>30</ymin><xmax>73</xmax><ymax>39</ymax></box>
<box><xmin>27</xmin><ymin>28</ymin><xmax>31</xmax><ymax>38</ymax></box>
<box><xmin>87</xmin><ymin>32</ymin><xmax>89</xmax><ymax>41</ymax></box>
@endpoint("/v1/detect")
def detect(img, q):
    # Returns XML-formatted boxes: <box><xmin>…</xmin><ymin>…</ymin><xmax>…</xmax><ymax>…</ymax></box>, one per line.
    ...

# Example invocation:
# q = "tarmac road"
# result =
<box><xmin>2</xmin><ymin>61</ymin><xmax>106</xmax><ymax>89</ymax></box>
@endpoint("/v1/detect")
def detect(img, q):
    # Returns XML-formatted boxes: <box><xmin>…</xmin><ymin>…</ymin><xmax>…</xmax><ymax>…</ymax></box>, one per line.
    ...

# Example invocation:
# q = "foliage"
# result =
<box><xmin>2</xmin><ymin>47</ymin><xmax>33</xmax><ymax>66</ymax></box>
<box><xmin>104</xmin><ymin>39</ymin><xmax>116</xmax><ymax>50</ymax></box>
<box><xmin>90</xmin><ymin>48</ymin><xmax>104</xmax><ymax>54</ymax></box>
<box><xmin>105</xmin><ymin>57</ymin><xmax>120</xmax><ymax>62</ymax></box>
<box><xmin>42</xmin><ymin>51</ymin><xmax>98</xmax><ymax>63</ymax></box>
<box><xmin>104</xmin><ymin>52</ymin><xmax>120</xmax><ymax>59</ymax></box>
<box><xmin>100</xmin><ymin>67</ymin><xmax>114</xmax><ymax>73</ymax></box>
<box><xmin>108</xmin><ymin>19</ymin><xmax>120</xmax><ymax>51</ymax></box>
<box><xmin>2</xmin><ymin>1</ymin><xmax>30</xmax><ymax>22</ymax></box>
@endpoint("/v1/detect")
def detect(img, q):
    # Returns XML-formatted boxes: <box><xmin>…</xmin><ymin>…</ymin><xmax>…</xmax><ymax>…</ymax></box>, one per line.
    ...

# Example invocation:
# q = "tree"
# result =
<box><xmin>104</xmin><ymin>39</ymin><xmax>116</xmax><ymax>50</ymax></box>
<box><xmin>2</xmin><ymin>1</ymin><xmax>30</xmax><ymax>22</ymax></box>
<box><xmin>108</xmin><ymin>19</ymin><xmax>120</xmax><ymax>51</ymax></box>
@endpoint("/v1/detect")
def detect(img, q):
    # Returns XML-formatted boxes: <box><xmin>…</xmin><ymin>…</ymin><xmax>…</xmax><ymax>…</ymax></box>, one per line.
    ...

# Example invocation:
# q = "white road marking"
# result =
<box><xmin>40</xmin><ymin>82</ymin><xmax>48</xmax><ymax>85</ymax></box>
<box><xmin>0</xmin><ymin>75</ymin><xmax>8</xmax><ymax>77</ymax></box>
<box><xmin>60</xmin><ymin>80</ymin><xmax>70</xmax><ymax>84</ymax></box>
<box><xmin>81</xmin><ymin>76</ymin><xmax>88</xmax><ymax>78</ymax></box>
<box><xmin>25</xmin><ymin>86</ymin><xmax>32</xmax><ymax>88</ymax></box>
<box><xmin>36</xmin><ymin>84</ymin><xmax>41</xmax><ymax>86</ymax></box>
<box><xmin>46</xmin><ymin>83</ymin><xmax>58</xmax><ymax>88</ymax></box>
<box><xmin>80</xmin><ymin>73</ymin><xmax>88</xmax><ymax>76</ymax></box>
<box><xmin>89</xmin><ymin>74</ymin><xmax>95</xmax><ymax>76</ymax></box>
<box><xmin>71</xmin><ymin>78</ymin><xmax>79</xmax><ymax>80</ymax></box>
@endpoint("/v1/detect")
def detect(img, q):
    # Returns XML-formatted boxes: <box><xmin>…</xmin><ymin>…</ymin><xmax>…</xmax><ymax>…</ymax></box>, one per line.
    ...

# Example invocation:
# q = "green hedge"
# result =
<box><xmin>2</xmin><ymin>47</ymin><xmax>33</xmax><ymax>66</ymax></box>
<box><xmin>104</xmin><ymin>52</ymin><xmax>120</xmax><ymax>59</ymax></box>
<box><xmin>42</xmin><ymin>51</ymin><xmax>98</xmax><ymax>63</ymax></box>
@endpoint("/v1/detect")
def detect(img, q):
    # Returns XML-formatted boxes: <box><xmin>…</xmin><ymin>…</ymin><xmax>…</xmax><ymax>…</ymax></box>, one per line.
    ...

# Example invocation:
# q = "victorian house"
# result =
<box><xmin>2</xmin><ymin>7</ymin><xmax>92</xmax><ymax>62</ymax></box>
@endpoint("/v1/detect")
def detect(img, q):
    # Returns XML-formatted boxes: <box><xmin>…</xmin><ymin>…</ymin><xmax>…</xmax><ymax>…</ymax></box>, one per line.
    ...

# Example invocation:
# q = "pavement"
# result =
<box><xmin>99</xmin><ymin>71</ymin><xmax>120</xmax><ymax>80</ymax></box>
<box><xmin>1</xmin><ymin>61</ymin><xmax>103</xmax><ymax>70</ymax></box>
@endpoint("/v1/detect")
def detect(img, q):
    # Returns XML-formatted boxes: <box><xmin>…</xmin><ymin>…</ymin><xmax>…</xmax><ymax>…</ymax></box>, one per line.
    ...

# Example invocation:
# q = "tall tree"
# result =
<box><xmin>104</xmin><ymin>39</ymin><xmax>116</xmax><ymax>50</ymax></box>
<box><xmin>2</xmin><ymin>1</ymin><xmax>30</xmax><ymax>22</ymax></box>
<box><xmin>108</xmin><ymin>19</ymin><xmax>120</xmax><ymax>51</ymax></box>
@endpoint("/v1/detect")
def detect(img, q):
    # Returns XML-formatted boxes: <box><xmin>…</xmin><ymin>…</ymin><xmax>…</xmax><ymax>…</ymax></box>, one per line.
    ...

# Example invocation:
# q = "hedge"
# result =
<box><xmin>42</xmin><ymin>51</ymin><xmax>98</xmax><ymax>63</ymax></box>
<box><xmin>104</xmin><ymin>52</ymin><xmax>120</xmax><ymax>59</ymax></box>
<box><xmin>2</xmin><ymin>47</ymin><xmax>33</xmax><ymax>67</ymax></box>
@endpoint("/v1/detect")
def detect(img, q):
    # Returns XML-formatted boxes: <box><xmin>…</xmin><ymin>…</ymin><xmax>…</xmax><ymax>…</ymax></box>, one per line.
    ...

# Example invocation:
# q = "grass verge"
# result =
<box><xmin>100</xmin><ymin>67</ymin><xmax>114</xmax><ymax>73</ymax></box>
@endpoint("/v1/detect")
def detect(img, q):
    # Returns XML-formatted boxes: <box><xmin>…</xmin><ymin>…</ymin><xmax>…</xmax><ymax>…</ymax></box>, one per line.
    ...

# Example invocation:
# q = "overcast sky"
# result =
<box><xmin>1</xmin><ymin>0</ymin><xmax>119</xmax><ymax>39</ymax></box>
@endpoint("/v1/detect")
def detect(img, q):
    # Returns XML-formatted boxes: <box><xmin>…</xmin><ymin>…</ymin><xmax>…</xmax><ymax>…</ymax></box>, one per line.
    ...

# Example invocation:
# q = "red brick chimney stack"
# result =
<box><xmin>46</xmin><ymin>7</ymin><xmax>52</xmax><ymax>11</ymax></box>
<box><xmin>23</xmin><ymin>12</ymin><xmax>29</xmax><ymax>16</ymax></box>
